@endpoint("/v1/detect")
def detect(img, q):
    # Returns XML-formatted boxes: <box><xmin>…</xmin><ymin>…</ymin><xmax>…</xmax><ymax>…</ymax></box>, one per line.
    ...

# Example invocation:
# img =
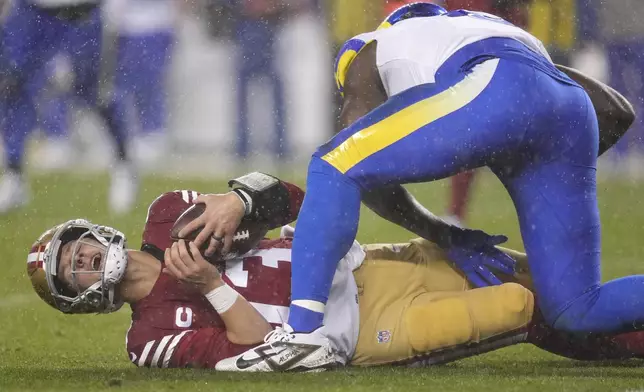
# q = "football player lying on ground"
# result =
<box><xmin>27</xmin><ymin>174</ymin><xmax>644</xmax><ymax>370</ymax></box>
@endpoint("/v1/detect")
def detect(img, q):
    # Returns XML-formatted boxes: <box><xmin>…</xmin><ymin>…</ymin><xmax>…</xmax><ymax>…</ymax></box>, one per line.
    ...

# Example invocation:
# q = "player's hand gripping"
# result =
<box><xmin>178</xmin><ymin>193</ymin><xmax>246</xmax><ymax>257</ymax></box>
<box><xmin>164</xmin><ymin>240</ymin><xmax>223</xmax><ymax>294</ymax></box>
<box><xmin>446</xmin><ymin>228</ymin><xmax>517</xmax><ymax>288</ymax></box>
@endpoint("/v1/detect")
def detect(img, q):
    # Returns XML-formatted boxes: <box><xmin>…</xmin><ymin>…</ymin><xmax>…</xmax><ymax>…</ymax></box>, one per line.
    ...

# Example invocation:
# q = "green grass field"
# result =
<box><xmin>2</xmin><ymin>172</ymin><xmax>644</xmax><ymax>392</ymax></box>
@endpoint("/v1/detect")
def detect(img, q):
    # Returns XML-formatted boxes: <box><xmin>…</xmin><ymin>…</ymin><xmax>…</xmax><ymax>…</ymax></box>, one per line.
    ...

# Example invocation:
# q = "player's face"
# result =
<box><xmin>57</xmin><ymin>237</ymin><xmax>106</xmax><ymax>292</ymax></box>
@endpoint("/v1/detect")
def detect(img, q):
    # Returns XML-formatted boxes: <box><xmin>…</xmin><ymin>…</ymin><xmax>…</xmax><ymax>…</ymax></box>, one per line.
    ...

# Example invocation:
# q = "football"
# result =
<box><xmin>170</xmin><ymin>203</ymin><xmax>269</xmax><ymax>264</ymax></box>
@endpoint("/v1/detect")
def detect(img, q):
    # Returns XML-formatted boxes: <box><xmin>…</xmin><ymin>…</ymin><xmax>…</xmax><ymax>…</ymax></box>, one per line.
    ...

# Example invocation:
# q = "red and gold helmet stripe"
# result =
<box><xmin>27</xmin><ymin>244</ymin><xmax>47</xmax><ymax>275</ymax></box>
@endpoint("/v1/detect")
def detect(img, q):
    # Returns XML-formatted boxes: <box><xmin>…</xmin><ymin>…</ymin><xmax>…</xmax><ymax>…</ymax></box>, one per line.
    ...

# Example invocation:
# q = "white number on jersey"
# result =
<box><xmin>175</xmin><ymin>307</ymin><xmax>193</xmax><ymax>328</ymax></box>
<box><xmin>224</xmin><ymin>248</ymin><xmax>291</xmax><ymax>288</ymax></box>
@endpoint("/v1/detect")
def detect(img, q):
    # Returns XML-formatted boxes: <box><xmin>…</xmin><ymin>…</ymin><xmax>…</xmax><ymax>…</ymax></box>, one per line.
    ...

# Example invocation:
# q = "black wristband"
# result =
<box><xmin>231</xmin><ymin>188</ymin><xmax>252</xmax><ymax>216</ymax></box>
<box><xmin>228</xmin><ymin>172</ymin><xmax>290</xmax><ymax>225</ymax></box>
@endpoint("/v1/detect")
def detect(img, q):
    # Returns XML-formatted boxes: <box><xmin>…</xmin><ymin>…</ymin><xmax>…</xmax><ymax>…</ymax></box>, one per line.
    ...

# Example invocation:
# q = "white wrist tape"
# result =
<box><xmin>205</xmin><ymin>284</ymin><xmax>239</xmax><ymax>314</ymax></box>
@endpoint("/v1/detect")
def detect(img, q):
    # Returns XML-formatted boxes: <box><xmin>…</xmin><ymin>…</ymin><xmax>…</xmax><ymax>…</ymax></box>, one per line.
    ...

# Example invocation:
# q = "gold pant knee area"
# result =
<box><xmin>403</xmin><ymin>283</ymin><xmax>534</xmax><ymax>353</ymax></box>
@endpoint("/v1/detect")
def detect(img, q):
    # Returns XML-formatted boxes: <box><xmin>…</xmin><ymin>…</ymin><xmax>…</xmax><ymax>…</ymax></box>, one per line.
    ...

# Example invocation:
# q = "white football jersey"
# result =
<box><xmin>340</xmin><ymin>12</ymin><xmax>551</xmax><ymax>97</ymax></box>
<box><xmin>235</xmin><ymin>228</ymin><xmax>364</xmax><ymax>365</ymax></box>
<box><xmin>321</xmin><ymin>239</ymin><xmax>364</xmax><ymax>363</ymax></box>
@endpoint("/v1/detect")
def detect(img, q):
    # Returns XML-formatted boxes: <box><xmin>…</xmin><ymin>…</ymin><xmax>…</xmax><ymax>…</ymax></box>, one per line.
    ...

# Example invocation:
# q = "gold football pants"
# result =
<box><xmin>351</xmin><ymin>238</ymin><xmax>534</xmax><ymax>366</ymax></box>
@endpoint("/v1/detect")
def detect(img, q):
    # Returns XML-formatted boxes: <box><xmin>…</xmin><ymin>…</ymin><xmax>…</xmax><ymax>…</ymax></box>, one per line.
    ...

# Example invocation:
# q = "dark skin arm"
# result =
<box><xmin>555</xmin><ymin>64</ymin><xmax>635</xmax><ymax>156</ymax></box>
<box><xmin>340</xmin><ymin>43</ymin><xmax>635</xmax><ymax>246</ymax></box>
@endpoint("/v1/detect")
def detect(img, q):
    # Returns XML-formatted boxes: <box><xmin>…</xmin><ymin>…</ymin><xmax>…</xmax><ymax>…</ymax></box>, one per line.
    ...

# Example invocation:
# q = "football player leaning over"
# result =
<box><xmin>28</xmin><ymin>173</ymin><xmax>644</xmax><ymax>371</ymax></box>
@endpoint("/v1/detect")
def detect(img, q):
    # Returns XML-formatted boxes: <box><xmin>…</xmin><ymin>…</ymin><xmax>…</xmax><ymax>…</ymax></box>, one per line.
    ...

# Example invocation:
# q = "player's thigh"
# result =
<box><xmin>352</xmin><ymin>283</ymin><xmax>414</xmax><ymax>367</ymax></box>
<box><xmin>120</xmin><ymin>33</ymin><xmax>173</xmax><ymax>82</ymax></box>
<box><xmin>499</xmin><ymin>158</ymin><xmax>601</xmax><ymax>322</ymax></box>
<box><xmin>354</xmin><ymin>259</ymin><xmax>426</xmax><ymax>316</ymax></box>
<box><xmin>366</xmin><ymin>239</ymin><xmax>532</xmax><ymax>292</ymax></box>
<box><xmin>353</xmin><ymin>255</ymin><xmax>465</xmax><ymax>366</ymax></box>
<box><xmin>362</xmin><ymin>240</ymin><xmax>444</xmax><ymax>268</ymax></box>
<box><xmin>67</xmin><ymin>11</ymin><xmax>102</xmax><ymax>103</ymax></box>
<box><xmin>353</xmin><ymin>283</ymin><xmax>534</xmax><ymax>366</ymax></box>
<box><xmin>352</xmin><ymin>259</ymin><xmax>421</xmax><ymax>366</ymax></box>
<box><xmin>352</xmin><ymin>296</ymin><xmax>408</xmax><ymax>366</ymax></box>
<box><xmin>316</xmin><ymin>58</ymin><xmax>538</xmax><ymax>189</ymax></box>
<box><xmin>1</xmin><ymin>1</ymin><xmax>60</xmax><ymax>76</ymax></box>
<box><xmin>492</xmin><ymin>74</ymin><xmax>600</xmax><ymax>319</ymax></box>
<box><xmin>361</xmin><ymin>241</ymin><xmax>470</xmax><ymax>291</ymax></box>
<box><xmin>404</xmin><ymin>284</ymin><xmax>534</xmax><ymax>353</ymax></box>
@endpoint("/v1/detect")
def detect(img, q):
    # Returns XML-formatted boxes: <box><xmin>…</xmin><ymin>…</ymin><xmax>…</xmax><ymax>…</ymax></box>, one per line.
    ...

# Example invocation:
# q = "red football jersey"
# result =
<box><xmin>126</xmin><ymin>189</ymin><xmax>299</xmax><ymax>369</ymax></box>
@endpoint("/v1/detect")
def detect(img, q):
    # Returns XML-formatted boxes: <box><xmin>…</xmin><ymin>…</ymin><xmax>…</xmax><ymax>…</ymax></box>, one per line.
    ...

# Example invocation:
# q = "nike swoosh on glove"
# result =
<box><xmin>446</xmin><ymin>230</ymin><xmax>517</xmax><ymax>288</ymax></box>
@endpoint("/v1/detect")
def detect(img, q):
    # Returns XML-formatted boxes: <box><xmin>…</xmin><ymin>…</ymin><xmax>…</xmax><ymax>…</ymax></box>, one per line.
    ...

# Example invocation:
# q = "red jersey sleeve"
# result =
<box><xmin>257</xmin><ymin>179</ymin><xmax>305</xmax><ymax>229</ymax></box>
<box><xmin>126</xmin><ymin>327</ymin><xmax>254</xmax><ymax>369</ymax></box>
<box><xmin>170</xmin><ymin>328</ymin><xmax>255</xmax><ymax>368</ymax></box>
<box><xmin>142</xmin><ymin>190</ymin><xmax>201</xmax><ymax>252</ymax></box>
<box><xmin>281</xmin><ymin>180</ymin><xmax>305</xmax><ymax>226</ymax></box>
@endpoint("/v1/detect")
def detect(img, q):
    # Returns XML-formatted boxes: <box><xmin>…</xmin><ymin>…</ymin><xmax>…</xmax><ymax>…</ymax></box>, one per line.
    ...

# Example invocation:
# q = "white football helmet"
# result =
<box><xmin>27</xmin><ymin>219</ymin><xmax>128</xmax><ymax>314</ymax></box>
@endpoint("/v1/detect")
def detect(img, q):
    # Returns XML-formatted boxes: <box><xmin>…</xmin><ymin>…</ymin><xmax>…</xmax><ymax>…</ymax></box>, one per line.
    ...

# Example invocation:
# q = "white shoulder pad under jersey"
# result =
<box><xmin>334</xmin><ymin>11</ymin><xmax>551</xmax><ymax>98</ymax></box>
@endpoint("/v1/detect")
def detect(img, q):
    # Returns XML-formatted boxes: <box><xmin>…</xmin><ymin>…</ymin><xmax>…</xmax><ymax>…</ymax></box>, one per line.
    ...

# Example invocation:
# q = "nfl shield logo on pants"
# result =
<box><xmin>377</xmin><ymin>330</ymin><xmax>391</xmax><ymax>344</ymax></box>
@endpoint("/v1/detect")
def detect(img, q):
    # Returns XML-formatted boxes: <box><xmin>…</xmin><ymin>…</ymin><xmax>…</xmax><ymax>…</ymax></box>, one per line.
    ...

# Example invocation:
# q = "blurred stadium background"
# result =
<box><xmin>4</xmin><ymin>0</ymin><xmax>644</xmax><ymax>179</ymax></box>
<box><xmin>2</xmin><ymin>0</ymin><xmax>644</xmax><ymax>391</ymax></box>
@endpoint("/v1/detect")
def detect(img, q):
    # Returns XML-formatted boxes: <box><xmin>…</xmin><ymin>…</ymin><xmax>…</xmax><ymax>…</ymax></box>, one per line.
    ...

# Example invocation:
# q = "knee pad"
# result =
<box><xmin>404</xmin><ymin>283</ymin><xmax>534</xmax><ymax>353</ymax></box>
